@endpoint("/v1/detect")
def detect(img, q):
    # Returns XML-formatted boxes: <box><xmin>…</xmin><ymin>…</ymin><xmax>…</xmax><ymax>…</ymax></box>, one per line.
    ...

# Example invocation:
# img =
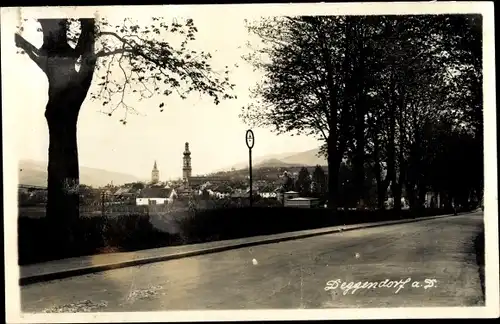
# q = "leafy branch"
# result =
<box><xmin>15</xmin><ymin>16</ymin><xmax>237</xmax><ymax>124</ymax></box>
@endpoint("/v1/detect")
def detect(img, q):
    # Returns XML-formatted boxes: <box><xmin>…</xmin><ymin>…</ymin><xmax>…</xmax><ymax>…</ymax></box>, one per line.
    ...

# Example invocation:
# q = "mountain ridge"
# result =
<box><xmin>279</xmin><ymin>148</ymin><xmax>327</xmax><ymax>166</ymax></box>
<box><xmin>218</xmin><ymin>147</ymin><xmax>327</xmax><ymax>172</ymax></box>
<box><xmin>18</xmin><ymin>159</ymin><xmax>143</xmax><ymax>187</ymax></box>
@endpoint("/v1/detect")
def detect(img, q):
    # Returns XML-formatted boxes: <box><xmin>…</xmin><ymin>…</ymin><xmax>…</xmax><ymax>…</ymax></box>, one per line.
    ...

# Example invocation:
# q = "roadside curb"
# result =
<box><xmin>19</xmin><ymin>212</ymin><xmax>472</xmax><ymax>286</ymax></box>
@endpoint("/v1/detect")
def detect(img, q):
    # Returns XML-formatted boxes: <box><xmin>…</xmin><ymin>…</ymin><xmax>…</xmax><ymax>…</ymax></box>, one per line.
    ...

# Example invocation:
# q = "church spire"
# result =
<box><xmin>151</xmin><ymin>160</ymin><xmax>159</xmax><ymax>184</ymax></box>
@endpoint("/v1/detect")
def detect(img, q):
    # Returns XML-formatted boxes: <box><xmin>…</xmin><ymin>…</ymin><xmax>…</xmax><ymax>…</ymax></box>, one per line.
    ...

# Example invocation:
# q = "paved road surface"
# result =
<box><xmin>21</xmin><ymin>213</ymin><xmax>484</xmax><ymax>312</ymax></box>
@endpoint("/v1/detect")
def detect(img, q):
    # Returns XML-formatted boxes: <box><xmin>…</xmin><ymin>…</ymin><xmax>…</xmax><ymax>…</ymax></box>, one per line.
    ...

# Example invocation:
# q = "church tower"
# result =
<box><xmin>151</xmin><ymin>160</ymin><xmax>159</xmax><ymax>184</ymax></box>
<box><xmin>183</xmin><ymin>142</ymin><xmax>192</xmax><ymax>182</ymax></box>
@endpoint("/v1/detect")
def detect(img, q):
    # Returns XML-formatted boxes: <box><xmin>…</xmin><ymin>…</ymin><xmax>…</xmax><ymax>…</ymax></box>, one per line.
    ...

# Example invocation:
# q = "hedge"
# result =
<box><xmin>18</xmin><ymin>205</ymin><xmax>462</xmax><ymax>265</ymax></box>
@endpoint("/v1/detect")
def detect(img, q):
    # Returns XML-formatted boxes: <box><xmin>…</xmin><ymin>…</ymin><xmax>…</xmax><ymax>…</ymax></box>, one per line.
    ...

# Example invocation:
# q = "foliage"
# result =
<box><xmin>242</xmin><ymin>17</ymin><xmax>348</xmax><ymax>141</ymax></box>
<box><xmin>295</xmin><ymin>167</ymin><xmax>312</xmax><ymax>196</ymax></box>
<box><xmin>16</xmin><ymin>17</ymin><xmax>237</xmax><ymax>123</ymax></box>
<box><xmin>242</xmin><ymin>15</ymin><xmax>483</xmax><ymax>210</ymax></box>
<box><xmin>282</xmin><ymin>171</ymin><xmax>295</xmax><ymax>192</ymax></box>
<box><xmin>311</xmin><ymin>165</ymin><xmax>327</xmax><ymax>197</ymax></box>
<box><xmin>124</xmin><ymin>182</ymin><xmax>145</xmax><ymax>190</ymax></box>
<box><xmin>18</xmin><ymin>213</ymin><xmax>174</xmax><ymax>265</ymax></box>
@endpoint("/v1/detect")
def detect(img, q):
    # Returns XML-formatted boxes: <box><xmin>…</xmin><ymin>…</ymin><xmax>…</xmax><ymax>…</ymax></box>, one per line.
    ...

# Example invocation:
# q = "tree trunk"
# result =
<box><xmin>417</xmin><ymin>181</ymin><xmax>427</xmax><ymax>210</ymax></box>
<box><xmin>372</xmin><ymin>139</ymin><xmax>386</xmax><ymax>210</ymax></box>
<box><xmin>385</xmin><ymin>75</ymin><xmax>397</xmax><ymax>210</ymax></box>
<box><xmin>393</xmin><ymin>84</ymin><xmax>406</xmax><ymax>214</ymax></box>
<box><xmin>45</xmin><ymin>108</ymin><xmax>79</xmax><ymax>246</ymax></box>
<box><xmin>375</xmin><ymin>171</ymin><xmax>385</xmax><ymax>210</ymax></box>
<box><xmin>352</xmin><ymin>24</ymin><xmax>366</xmax><ymax>209</ymax></box>
<box><xmin>444</xmin><ymin>192</ymin><xmax>454</xmax><ymax>210</ymax></box>
<box><xmin>393</xmin><ymin>171</ymin><xmax>402</xmax><ymax>213</ymax></box>
<box><xmin>406</xmin><ymin>181</ymin><xmax>417</xmax><ymax>209</ymax></box>
<box><xmin>32</xmin><ymin>19</ymin><xmax>97</xmax><ymax>249</ymax></box>
<box><xmin>45</xmin><ymin>82</ymin><xmax>90</xmax><ymax>247</ymax></box>
<box><xmin>320</xmin><ymin>21</ymin><xmax>343</xmax><ymax>211</ymax></box>
<box><xmin>353</xmin><ymin>96</ymin><xmax>365</xmax><ymax>208</ymax></box>
<box><xmin>394</xmin><ymin>150</ymin><xmax>406</xmax><ymax>213</ymax></box>
<box><xmin>327</xmin><ymin>156</ymin><xmax>341</xmax><ymax>211</ymax></box>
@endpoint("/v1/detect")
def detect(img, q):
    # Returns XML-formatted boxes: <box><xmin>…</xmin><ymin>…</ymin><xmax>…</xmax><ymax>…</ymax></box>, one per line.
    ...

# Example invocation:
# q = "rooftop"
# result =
<box><xmin>138</xmin><ymin>187</ymin><xmax>174</xmax><ymax>198</ymax></box>
<box><xmin>288</xmin><ymin>197</ymin><xmax>319</xmax><ymax>201</ymax></box>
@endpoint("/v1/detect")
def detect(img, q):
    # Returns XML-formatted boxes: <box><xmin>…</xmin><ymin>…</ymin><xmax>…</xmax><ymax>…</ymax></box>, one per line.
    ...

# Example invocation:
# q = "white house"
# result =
<box><xmin>136</xmin><ymin>187</ymin><xmax>177</xmax><ymax>206</ymax></box>
<box><xmin>260</xmin><ymin>192</ymin><xmax>278</xmax><ymax>199</ymax></box>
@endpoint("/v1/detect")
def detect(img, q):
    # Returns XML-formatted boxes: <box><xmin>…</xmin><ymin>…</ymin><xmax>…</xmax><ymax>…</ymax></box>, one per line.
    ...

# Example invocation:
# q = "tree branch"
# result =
<box><xmin>14</xmin><ymin>33</ymin><xmax>47</xmax><ymax>73</ymax></box>
<box><xmin>75</xmin><ymin>19</ymin><xmax>97</xmax><ymax>87</ymax></box>
<box><xmin>96</xmin><ymin>48</ymin><xmax>128</xmax><ymax>57</ymax></box>
<box><xmin>98</xmin><ymin>31</ymin><xmax>160</xmax><ymax>66</ymax></box>
<box><xmin>75</xmin><ymin>19</ymin><xmax>93</xmax><ymax>56</ymax></box>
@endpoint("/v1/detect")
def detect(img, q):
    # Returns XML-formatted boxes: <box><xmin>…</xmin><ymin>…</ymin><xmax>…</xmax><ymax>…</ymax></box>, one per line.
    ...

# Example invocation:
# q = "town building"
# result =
<box><xmin>188</xmin><ymin>176</ymin><xmax>233</xmax><ymax>187</ymax></box>
<box><xmin>136</xmin><ymin>186</ymin><xmax>177</xmax><ymax>205</ymax></box>
<box><xmin>110</xmin><ymin>185</ymin><xmax>143</xmax><ymax>204</ymax></box>
<box><xmin>284</xmin><ymin>197</ymin><xmax>320</xmax><ymax>208</ymax></box>
<box><xmin>283</xmin><ymin>190</ymin><xmax>300</xmax><ymax>200</ymax></box>
<box><xmin>175</xmin><ymin>183</ymin><xmax>193</xmax><ymax>198</ymax></box>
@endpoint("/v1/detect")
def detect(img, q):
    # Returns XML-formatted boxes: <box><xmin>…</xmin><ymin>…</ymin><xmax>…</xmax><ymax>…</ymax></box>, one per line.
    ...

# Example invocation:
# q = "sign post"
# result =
<box><xmin>245</xmin><ymin>129</ymin><xmax>255</xmax><ymax>207</ymax></box>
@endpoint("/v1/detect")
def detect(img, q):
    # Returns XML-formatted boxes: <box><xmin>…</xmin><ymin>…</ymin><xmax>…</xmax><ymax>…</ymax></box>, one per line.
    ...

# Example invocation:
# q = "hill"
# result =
<box><xmin>221</xmin><ymin>151</ymin><xmax>300</xmax><ymax>171</ymax></box>
<box><xmin>255</xmin><ymin>158</ymin><xmax>299</xmax><ymax>168</ymax></box>
<box><xmin>280</xmin><ymin>148</ymin><xmax>327</xmax><ymax>166</ymax></box>
<box><xmin>220</xmin><ymin>147</ymin><xmax>327</xmax><ymax>172</ymax></box>
<box><xmin>18</xmin><ymin>159</ymin><xmax>143</xmax><ymax>188</ymax></box>
<box><xmin>206</xmin><ymin>147</ymin><xmax>329</xmax><ymax>181</ymax></box>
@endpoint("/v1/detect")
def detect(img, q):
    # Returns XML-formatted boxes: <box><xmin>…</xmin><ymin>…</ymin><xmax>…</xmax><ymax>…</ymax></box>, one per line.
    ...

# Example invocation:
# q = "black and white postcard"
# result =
<box><xmin>2</xmin><ymin>2</ymin><xmax>499</xmax><ymax>322</ymax></box>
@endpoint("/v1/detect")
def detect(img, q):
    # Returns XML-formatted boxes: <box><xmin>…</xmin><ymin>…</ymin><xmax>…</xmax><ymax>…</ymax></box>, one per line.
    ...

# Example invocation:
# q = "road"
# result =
<box><xmin>21</xmin><ymin>212</ymin><xmax>484</xmax><ymax>312</ymax></box>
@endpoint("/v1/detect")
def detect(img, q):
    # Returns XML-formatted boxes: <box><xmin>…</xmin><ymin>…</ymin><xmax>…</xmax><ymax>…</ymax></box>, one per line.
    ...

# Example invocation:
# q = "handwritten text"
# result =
<box><xmin>324</xmin><ymin>278</ymin><xmax>438</xmax><ymax>295</ymax></box>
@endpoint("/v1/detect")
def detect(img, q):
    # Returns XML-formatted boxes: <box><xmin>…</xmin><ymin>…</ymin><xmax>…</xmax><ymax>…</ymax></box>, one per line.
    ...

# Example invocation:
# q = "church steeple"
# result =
<box><xmin>151</xmin><ymin>160</ymin><xmax>159</xmax><ymax>184</ymax></box>
<box><xmin>183</xmin><ymin>142</ymin><xmax>192</xmax><ymax>182</ymax></box>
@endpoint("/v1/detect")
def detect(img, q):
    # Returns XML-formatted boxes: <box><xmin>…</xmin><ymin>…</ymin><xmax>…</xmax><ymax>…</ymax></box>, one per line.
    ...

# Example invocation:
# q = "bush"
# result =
<box><xmin>173</xmin><ymin>206</ymin><xmax>454</xmax><ymax>244</ymax></box>
<box><xmin>18</xmin><ymin>205</ymin><xmax>462</xmax><ymax>265</ymax></box>
<box><xmin>17</xmin><ymin>214</ymin><xmax>174</xmax><ymax>265</ymax></box>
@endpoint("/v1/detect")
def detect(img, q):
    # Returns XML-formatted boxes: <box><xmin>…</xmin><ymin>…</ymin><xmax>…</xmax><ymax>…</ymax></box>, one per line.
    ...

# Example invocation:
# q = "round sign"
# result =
<box><xmin>245</xmin><ymin>129</ymin><xmax>255</xmax><ymax>149</ymax></box>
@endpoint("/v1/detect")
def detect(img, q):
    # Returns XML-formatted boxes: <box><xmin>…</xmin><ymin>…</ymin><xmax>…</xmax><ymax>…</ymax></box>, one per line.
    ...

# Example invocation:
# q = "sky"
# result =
<box><xmin>2</xmin><ymin>7</ymin><xmax>321</xmax><ymax>181</ymax></box>
<box><xmin>2</xmin><ymin>4</ymin><xmax>494</xmax><ymax>183</ymax></box>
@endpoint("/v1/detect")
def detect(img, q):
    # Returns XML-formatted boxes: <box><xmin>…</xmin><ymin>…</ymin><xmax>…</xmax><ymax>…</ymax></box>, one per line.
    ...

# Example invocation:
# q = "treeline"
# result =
<box><xmin>242</xmin><ymin>15</ymin><xmax>483</xmax><ymax>211</ymax></box>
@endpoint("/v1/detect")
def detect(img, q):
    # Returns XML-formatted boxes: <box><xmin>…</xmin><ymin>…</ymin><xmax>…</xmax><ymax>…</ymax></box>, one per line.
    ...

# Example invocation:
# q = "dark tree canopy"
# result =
<box><xmin>295</xmin><ymin>167</ymin><xmax>312</xmax><ymax>196</ymax></box>
<box><xmin>311</xmin><ymin>165</ymin><xmax>327</xmax><ymax>198</ymax></box>
<box><xmin>242</xmin><ymin>15</ymin><xmax>483</xmax><ymax>210</ymax></box>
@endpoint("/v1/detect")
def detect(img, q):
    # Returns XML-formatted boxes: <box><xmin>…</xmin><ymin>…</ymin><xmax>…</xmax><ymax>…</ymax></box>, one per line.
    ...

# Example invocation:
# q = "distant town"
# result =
<box><xmin>18</xmin><ymin>141</ymin><xmax>451</xmax><ymax>216</ymax></box>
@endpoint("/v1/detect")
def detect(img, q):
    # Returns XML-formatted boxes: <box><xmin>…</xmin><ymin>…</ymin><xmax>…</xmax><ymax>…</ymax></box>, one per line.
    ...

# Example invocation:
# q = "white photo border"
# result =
<box><xmin>2</xmin><ymin>1</ymin><xmax>498</xmax><ymax>322</ymax></box>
